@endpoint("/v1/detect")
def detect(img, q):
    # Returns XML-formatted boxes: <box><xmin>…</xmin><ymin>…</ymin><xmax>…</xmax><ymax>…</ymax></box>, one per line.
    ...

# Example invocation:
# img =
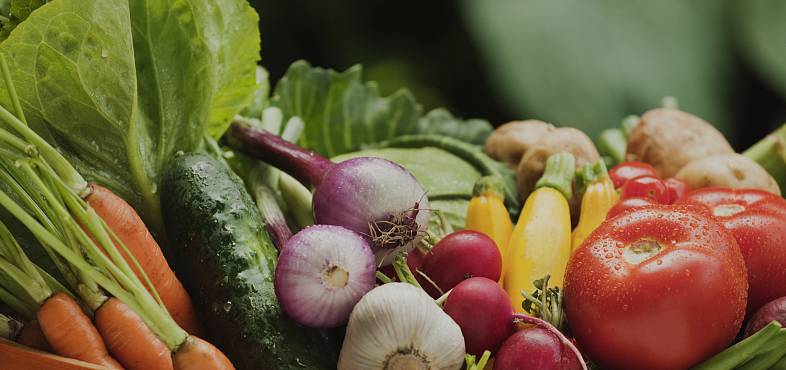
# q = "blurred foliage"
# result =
<box><xmin>462</xmin><ymin>0</ymin><xmax>733</xmax><ymax>138</ymax></box>
<box><xmin>737</xmin><ymin>0</ymin><xmax>786</xmax><ymax>103</ymax></box>
<box><xmin>250</xmin><ymin>1</ymin><xmax>786</xmax><ymax>148</ymax></box>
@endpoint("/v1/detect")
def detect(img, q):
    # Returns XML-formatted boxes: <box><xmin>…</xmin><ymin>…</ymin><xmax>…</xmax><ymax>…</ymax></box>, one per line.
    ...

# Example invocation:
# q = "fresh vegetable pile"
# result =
<box><xmin>1</xmin><ymin>1</ymin><xmax>786</xmax><ymax>370</ymax></box>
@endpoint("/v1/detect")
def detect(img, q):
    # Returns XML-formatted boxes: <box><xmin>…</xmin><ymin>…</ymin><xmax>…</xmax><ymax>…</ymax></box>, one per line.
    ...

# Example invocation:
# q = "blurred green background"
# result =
<box><xmin>251</xmin><ymin>0</ymin><xmax>786</xmax><ymax>150</ymax></box>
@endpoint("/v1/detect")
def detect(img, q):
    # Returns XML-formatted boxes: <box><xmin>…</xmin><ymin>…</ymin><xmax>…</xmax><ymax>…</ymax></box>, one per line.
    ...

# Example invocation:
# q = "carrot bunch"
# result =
<box><xmin>0</xmin><ymin>56</ymin><xmax>231</xmax><ymax>369</ymax></box>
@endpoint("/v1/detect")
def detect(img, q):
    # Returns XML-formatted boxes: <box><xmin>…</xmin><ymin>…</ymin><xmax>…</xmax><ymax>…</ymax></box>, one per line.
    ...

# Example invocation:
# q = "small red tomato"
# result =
<box><xmin>620</xmin><ymin>175</ymin><xmax>669</xmax><ymax>204</ymax></box>
<box><xmin>565</xmin><ymin>205</ymin><xmax>748</xmax><ymax>370</ymax></box>
<box><xmin>609</xmin><ymin>161</ymin><xmax>658</xmax><ymax>188</ymax></box>
<box><xmin>679</xmin><ymin>188</ymin><xmax>786</xmax><ymax>316</ymax></box>
<box><xmin>606</xmin><ymin>197</ymin><xmax>653</xmax><ymax>219</ymax></box>
<box><xmin>421</xmin><ymin>230</ymin><xmax>502</xmax><ymax>298</ymax></box>
<box><xmin>664</xmin><ymin>177</ymin><xmax>689</xmax><ymax>204</ymax></box>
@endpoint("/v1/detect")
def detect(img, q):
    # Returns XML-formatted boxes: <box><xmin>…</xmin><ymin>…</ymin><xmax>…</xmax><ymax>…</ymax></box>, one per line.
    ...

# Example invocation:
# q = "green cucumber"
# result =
<box><xmin>160</xmin><ymin>153</ymin><xmax>337</xmax><ymax>370</ymax></box>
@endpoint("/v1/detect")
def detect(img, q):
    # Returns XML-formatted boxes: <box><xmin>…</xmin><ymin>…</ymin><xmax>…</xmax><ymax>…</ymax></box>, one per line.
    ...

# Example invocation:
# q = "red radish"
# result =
<box><xmin>745</xmin><ymin>296</ymin><xmax>786</xmax><ymax>337</ymax></box>
<box><xmin>443</xmin><ymin>277</ymin><xmax>513</xmax><ymax>356</ymax></box>
<box><xmin>275</xmin><ymin>225</ymin><xmax>376</xmax><ymax>328</ymax></box>
<box><xmin>494</xmin><ymin>314</ymin><xmax>586</xmax><ymax>370</ymax></box>
<box><xmin>421</xmin><ymin>230</ymin><xmax>501</xmax><ymax>298</ymax></box>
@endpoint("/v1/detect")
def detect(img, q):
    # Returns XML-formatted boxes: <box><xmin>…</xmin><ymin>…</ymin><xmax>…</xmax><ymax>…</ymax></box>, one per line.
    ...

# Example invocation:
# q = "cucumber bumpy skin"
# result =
<box><xmin>160</xmin><ymin>153</ymin><xmax>337</xmax><ymax>370</ymax></box>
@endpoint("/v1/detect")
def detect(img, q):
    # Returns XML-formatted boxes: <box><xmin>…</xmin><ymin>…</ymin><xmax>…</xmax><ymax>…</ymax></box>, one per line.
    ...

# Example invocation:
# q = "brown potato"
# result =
<box><xmin>675</xmin><ymin>154</ymin><xmax>781</xmax><ymax>195</ymax></box>
<box><xmin>626</xmin><ymin>108</ymin><xmax>734</xmax><ymax>178</ymax></box>
<box><xmin>516</xmin><ymin>127</ymin><xmax>600</xmax><ymax>200</ymax></box>
<box><xmin>484</xmin><ymin>120</ymin><xmax>556</xmax><ymax>167</ymax></box>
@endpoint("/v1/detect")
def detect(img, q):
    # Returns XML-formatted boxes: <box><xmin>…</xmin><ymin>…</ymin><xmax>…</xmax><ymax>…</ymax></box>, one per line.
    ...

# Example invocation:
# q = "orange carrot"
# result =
<box><xmin>95</xmin><ymin>297</ymin><xmax>173</xmax><ymax>370</ymax></box>
<box><xmin>0</xmin><ymin>337</ymin><xmax>113</xmax><ymax>370</ymax></box>
<box><xmin>37</xmin><ymin>293</ymin><xmax>122</xmax><ymax>369</ymax></box>
<box><xmin>173</xmin><ymin>336</ymin><xmax>235</xmax><ymax>370</ymax></box>
<box><xmin>16</xmin><ymin>320</ymin><xmax>50</xmax><ymax>352</ymax></box>
<box><xmin>86</xmin><ymin>184</ymin><xmax>204</xmax><ymax>336</ymax></box>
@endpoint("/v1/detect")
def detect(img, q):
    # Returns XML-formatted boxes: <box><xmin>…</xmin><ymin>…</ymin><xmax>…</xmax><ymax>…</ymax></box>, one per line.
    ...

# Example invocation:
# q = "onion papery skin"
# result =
<box><xmin>313</xmin><ymin>157</ymin><xmax>430</xmax><ymax>265</ymax></box>
<box><xmin>274</xmin><ymin>225</ymin><xmax>376</xmax><ymax>328</ymax></box>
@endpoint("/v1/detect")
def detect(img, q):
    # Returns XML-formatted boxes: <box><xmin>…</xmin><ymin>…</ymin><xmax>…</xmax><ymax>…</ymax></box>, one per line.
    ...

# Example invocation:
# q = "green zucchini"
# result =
<box><xmin>160</xmin><ymin>153</ymin><xmax>337</xmax><ymax>370</ymax></box>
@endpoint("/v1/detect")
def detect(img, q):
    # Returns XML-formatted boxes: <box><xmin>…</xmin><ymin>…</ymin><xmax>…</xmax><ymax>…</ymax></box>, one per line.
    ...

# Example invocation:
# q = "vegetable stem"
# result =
<box><xmin>744</xmin><ymin>123</ymin><xmax>786</xmax><ymax>193</ymax></box>
<box><xmin>0</xmin><ymin>106</ymin><xmax>87</xmax><ymax>196</ymax></box>
<box><xmin>621</xmin><ymin>115</ymin><xmax>639</xmax><ymax>137</ymax></box>
<box><xmin>596</xmin><ymin>128</ymin><xmax>626</xmax><ymax>166</ymax></box>
<box><xmin>691</xmin><ymin>322</ymin><xmax>782</xmax><ymax>370</ymax></box>
<box><xmin>576</xmin><ymin>160</ymin><xmax>608</xmax><ymax>195</ymax></box>
<box><xmin>535</xmin><ymin>152</ymin><xmax>576</xmax><ymax>200</ymax></box>
<box><xmin>252</xmin><ymin>179</ymin><xmax>293</xmax><ymax>250</ymax></box>
<box><xmin>393</xmin><ymin>253</ymin><xmax>422</xmax><ymax>289</ymax></box>
<box><xmin>0</xmin><ymin>313</ymin><xmax>22</xmax><ymax>340</ymax></box>
<box><xmin>0</xmin><ymin>55</ymin><xmax>26</xmax><ymax>125</ymax></box>
<box><xmin>225</xmin><ymin>122</ymin><xmax>333</xmax><ymax>187</ymax></box>
<box><xmin>472</xmin><ymin>176</ymin><xmax>506</xmax><ymax>199</ymax></box>
<box><xmin>736</xmin><ymin>332</ymin><xmax>786</xmax><ymax>370</ymax></box>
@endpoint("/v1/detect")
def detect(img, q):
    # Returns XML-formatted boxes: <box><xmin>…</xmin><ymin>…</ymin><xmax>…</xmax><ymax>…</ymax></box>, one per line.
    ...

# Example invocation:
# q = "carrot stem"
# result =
<box><xmin>0</xmin><ymin>105</ymin><xmax>87</xmax><ymax>196</ymax></box>
<box><xmin>0</xmin><ymin>285</ymin><xmax>34</xmax><ymax>321</ymax></box>
<box><xmin>0</xmin><ymin>313</ymin><xmax>22</xmax><ymax>340</ymax></box>
<box><xmin>0</xmin><ymin>55</ymin><xmax>26</xmax><ymax>125</ymax></box>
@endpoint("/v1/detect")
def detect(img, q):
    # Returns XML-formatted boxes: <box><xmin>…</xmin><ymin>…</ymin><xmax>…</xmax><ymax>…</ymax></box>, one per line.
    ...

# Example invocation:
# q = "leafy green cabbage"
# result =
<box><xmin>269</xmin><ymin>60</ymin><xmax>493</xmax><ymax>157</ymax></box>
<box><xmin>0</xmin><ymin>0</ymin><xmax>260</xmax><ymax>234</ymax></box>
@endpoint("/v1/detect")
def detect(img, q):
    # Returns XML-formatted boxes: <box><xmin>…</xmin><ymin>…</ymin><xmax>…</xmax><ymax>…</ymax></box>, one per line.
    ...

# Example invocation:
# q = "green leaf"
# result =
<box><xmin>461</xmin><ymin>0</ymin><xmax>733</xmax><ymax>138</ymax></box>
<box><xmin>736</xmin><ymin>0</ymin><xmax>786</xmax><ymax>103</ymax></box>
<box><xmin>0</xmin><ymin>0</ymin><xmax>46</xmax><ymax>42</ymax></box>
<box><xmin>0</xmin><ymin>0</ymin><xmax>260</xmax><ymax>235</ymax></box>
<box><xmin>240</xmin><ymin>66</ymin><xmax>271</xmax><ymax>119</ymax></box>
<box><xmin>417</xmin><ymin>108</ymin><xmax>492</xmax><ymax>146</ymax></box>
<box><xmin>271</xmin><ymin>60</ymin><xmax>491</xmax><ymax>157</ymax></box>
<box><xmin>9</xmin><ymin>0</ymin><xmax>44</xmax><ymax>21</ymax></box>
<box><xmin>203</xmin><ymin>0</ymin><xmax>260</xmax><ymax>138</ymax></box>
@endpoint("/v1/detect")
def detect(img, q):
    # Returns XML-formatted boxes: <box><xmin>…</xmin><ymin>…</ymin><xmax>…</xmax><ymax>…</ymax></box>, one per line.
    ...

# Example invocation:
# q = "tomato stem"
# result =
<box><xmin>621</xmin><ymin>239</ymin><xmax>663</xmax><ymax>265</ymax></box>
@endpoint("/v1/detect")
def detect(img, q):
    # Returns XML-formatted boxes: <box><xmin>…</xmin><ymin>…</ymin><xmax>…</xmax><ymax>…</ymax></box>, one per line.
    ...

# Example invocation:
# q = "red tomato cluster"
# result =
<box><xmin>607</xmin><ymin>161</ymin><xmax>689</xmax><ymax>218</ymax></box>
<box><xmin>566</xmin><ymin>205</ymin><xmax>748</xmax><ymax>370</ymax></box>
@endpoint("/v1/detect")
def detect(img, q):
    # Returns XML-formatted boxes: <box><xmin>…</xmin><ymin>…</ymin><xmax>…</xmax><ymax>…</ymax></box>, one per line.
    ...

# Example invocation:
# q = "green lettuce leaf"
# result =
<box><xmin>417</xmin><ymin>108</ymin><xmax>492</xmax><ymax>146</ymax></box>
<box><xmin>0</xmin><ymin>0</ymin><xmax>46</xmax><ymax>41</ymax></box>
<box><xmin>271</xmin><ymin>60</ymin><xmax>493</xmax><ymax>157</ymax></box>
<box><xmin>0</xmin><ymin>0</ymin><xmax>260</xmax><ymax>234</ymax></box>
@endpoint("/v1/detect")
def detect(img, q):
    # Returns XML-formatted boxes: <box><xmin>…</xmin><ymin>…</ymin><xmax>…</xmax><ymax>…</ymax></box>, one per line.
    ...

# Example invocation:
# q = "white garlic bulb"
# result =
<box><xmin>338</xmin><ymin>283</ymin><xmax>465</xmax><ymax>370</ymax></box>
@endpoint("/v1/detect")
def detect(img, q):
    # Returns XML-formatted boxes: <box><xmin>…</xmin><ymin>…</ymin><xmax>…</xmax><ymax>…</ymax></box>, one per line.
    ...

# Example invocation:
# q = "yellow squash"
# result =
<box><xmin>466</xmin><ymin>177</ymin><xmax>513</xmax><ymax>280</ymax></box>
<box><xmin>571</xmin><ymin>161</ymin><xmax>618</xmax><ymax>251</ymax></box>
<box><xmin>504</xmin><ymin>153</ymin><xmax>574</xmax><ymax>313</ymax></box>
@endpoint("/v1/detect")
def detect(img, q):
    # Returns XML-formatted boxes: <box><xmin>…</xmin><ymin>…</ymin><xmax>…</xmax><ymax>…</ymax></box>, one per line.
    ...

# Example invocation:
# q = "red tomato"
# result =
<box><xmin>565</xmin><ymin>205</ymin><xmax>747</xmax><ymax>370</ymax></box>
<box><xmin>664</xmin><ymin>177</ymin><xmax>690</xmax><ymax>204</ymax></box>
<box><xmin>609</xmin><ymin>161</ymin><xmax>658</xmax><ymax>188</ymax></box>
<box><xmin>620</xmin><ymin>175</ymin><xmax>669</xmax><ymax>204</ymax></box>
<box><xmin>606</xmin><ymin>197</ymin><xmax>653</xmax><ymax>219</ymax></box>
<box><xmin>679</xmin><ymin>188</ymin><xmax>786</xmax><ymax>316</ymax></box>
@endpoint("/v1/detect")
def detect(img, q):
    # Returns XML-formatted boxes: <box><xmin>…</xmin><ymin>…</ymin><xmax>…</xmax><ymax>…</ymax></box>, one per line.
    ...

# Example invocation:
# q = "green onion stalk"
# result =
<box><xmin>692</xmin><ymin>322</ymin><xmax>785</xmax><ymax>370</ymax></box>
<box><xmin>744</xmin><ymin>124</ymin><xmax>786</xmax><ymax>195</ymax></box>
<box><xmin>226</xmin><ymin>108</ymin><xmax>314</xmax><ymax>249</ymax></box>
